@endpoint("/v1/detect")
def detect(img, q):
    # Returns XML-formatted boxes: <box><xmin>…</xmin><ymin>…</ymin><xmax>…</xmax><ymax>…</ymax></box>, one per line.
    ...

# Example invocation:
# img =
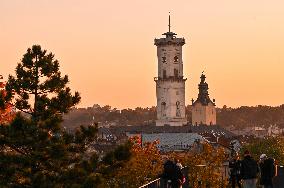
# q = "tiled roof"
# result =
<box><xmin>98</xmin><ymin>125</ymin><xmax>235</xmax><ymax>138</ymax></box>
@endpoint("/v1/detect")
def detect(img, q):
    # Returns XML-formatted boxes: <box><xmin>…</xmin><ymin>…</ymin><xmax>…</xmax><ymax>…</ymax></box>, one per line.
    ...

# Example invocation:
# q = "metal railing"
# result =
<box><xmin>139</xmin><ymin>167</ymin><xmax>189</xmax><ymax>188</ymax></box>
<box><xmin>154</xmin><ymin>77</ymin><xmax>187</xmax><ymax>82</ymax></box>
<box><xmin>138</xmin><ymin>178</ymin><xmax>161</xmax><ymax>188</ymax></box>
<box><xmin>139</xmin><ymin>165</ymin><xmax>284</xmax><ymax>188</ymax></box>
<box><xmin>274</xmin><ymin>165</ymin><xmax>284</xmax><ymax>187</ymax></box>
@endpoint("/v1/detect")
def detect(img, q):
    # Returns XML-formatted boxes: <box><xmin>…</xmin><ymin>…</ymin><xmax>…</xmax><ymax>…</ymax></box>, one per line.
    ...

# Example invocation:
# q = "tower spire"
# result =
<box><xmin>161</xmin><ymin>12</ymin><xmax>176</xmax><ymax>37</ymax></box>
<box><xmin>168</xmin><ymin>12</ymin><xmax>171</xmax><ymax>32</ymax></box>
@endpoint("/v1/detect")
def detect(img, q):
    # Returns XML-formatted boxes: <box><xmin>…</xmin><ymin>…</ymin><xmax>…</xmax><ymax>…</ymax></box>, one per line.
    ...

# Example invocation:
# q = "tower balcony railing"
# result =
<box><xmin>154</xmin><ymin>37</ymin><xmax>185</xmax><ymax>46</ymax></box>
<box><xmin>154</xmin><ymin>76</ymin><xmax>187</xmax><ymax>82</ymax></box>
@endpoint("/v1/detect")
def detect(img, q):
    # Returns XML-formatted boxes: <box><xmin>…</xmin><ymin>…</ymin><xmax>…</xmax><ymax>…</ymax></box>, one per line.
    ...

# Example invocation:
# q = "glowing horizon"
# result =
<box><xmin>1</xmin><ymin>0</ymin><xmax>284</xmax><ymax>109</ymax></box>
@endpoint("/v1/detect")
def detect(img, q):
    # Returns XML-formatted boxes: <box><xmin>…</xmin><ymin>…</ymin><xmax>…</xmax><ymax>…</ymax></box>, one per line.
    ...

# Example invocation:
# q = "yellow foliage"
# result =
<box><xmin>173</xmin><ymin>143</ymin><xmax>229</xmax><ymax>188</ymax></box>
<box><xmin>109</xmin><ymin>136</ymin><xmax>163</xmax><ymax>188</ymax></box>
<box><xmin>103</xmin><ymin>137</ymin><xmax>228</xmax><ymax>188</ymax></box>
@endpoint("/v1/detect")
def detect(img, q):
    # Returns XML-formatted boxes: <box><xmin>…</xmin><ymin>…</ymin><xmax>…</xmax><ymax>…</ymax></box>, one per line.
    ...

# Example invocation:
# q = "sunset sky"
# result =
<box><xmin>1</xmin><ymin>0</ymin><xmax>284</xmax><ymax>109</ymax></box>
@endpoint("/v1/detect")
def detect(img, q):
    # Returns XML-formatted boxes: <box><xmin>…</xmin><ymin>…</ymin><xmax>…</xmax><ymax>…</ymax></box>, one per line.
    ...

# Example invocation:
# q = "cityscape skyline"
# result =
<box><xmin>1</xmin><ymin>0</ymin><xmax>284</xmax><ymax>109</ymax></box>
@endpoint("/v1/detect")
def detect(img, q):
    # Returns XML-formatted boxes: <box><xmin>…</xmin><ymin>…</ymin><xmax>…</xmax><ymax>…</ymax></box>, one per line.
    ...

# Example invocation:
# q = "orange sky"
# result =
<box><xmin>1</xmin><ymin>0</ymin><xmax>284</xmax><ymax>109</ymax></box>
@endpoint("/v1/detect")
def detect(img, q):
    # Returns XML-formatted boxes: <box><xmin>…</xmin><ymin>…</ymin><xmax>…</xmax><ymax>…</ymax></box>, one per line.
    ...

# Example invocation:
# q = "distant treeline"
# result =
<box><xmin>217</xmin><ymin>105</ymin><xmax>284</xmax><ymax>128</ymax></box>
<box><xmin>63</xmin><ymin>104</ymin><xmax>284</xmax><ymax>130</ymax></box>
<box><xmin>63</xmin><ymin>105</ymin><xmax>157</xmax><ymax>130</ymax></box>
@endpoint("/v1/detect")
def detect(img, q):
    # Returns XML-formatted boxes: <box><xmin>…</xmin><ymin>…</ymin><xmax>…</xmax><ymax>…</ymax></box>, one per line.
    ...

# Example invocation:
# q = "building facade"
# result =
<box><xmin>154</xmin><ymin>16</ymin><xmax>187</xmax><ymax>126</ymax></box>
<box><xmin>192</xmin><ymin>73</ymin><xmax>216</xmax><ymax>126</ymax></box>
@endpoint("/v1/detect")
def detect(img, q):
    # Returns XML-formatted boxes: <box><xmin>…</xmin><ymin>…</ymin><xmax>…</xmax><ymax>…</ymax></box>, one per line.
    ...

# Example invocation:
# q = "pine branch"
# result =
<box><xmin>3</xmin><ymin>144</ymin><xmax>29</xmax><ymax>156</ymax></box>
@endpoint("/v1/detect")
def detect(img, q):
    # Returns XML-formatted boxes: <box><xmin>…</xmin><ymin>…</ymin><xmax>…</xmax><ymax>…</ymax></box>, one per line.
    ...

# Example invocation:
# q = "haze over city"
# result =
<box><xmin>1</xmin><ymin>0</ymin><xmax>284</xmax><ymax>109</ymax></box>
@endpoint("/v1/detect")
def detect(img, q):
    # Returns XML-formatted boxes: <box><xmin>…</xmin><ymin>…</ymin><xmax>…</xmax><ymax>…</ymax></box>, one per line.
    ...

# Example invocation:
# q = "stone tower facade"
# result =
<box><xmin>154</xmin><ymin>16</ymin><xmax>187</xmax><ymax>126</ymax></box>
<box><xmin>192</xmin><ymin>73</ymin><xmax>216</xmax><ymax>126</ymax></box>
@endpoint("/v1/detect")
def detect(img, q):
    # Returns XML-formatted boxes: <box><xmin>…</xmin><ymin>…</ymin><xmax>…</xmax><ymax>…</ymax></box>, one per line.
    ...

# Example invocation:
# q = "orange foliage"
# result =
<box><xmin>180</xmin><ymin>142</ymin><xmax>228</xmax><ymax>188</ymax></box>
<box><xmin>0</xmin><ymin>76</ymin><xmax>15</xmax><ymax>125</ymax></box>
<box><xmin>109</xmin><ymin>136</ymin><xmax>163</xmax><ymax>188</ymax></box>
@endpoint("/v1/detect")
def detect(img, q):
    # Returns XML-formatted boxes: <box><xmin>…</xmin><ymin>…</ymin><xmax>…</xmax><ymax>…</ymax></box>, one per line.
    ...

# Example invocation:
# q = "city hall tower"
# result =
<box><xmin>154</xmin><ymin>15</ymin><xmax>187</xmax><ymax>126</ymax></box>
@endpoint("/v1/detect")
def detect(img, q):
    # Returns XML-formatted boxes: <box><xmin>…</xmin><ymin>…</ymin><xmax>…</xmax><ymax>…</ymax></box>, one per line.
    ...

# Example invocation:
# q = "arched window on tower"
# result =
<box><xmin>176</xmin><ymin>101</ymin><xmax>181</xmax><ymax>117</ymax></box>
<box><xmin>161</xmin><ymin>102</ymin><xmax>166</xmax><ymax>116</ymax></box>
<box><xmin>163</xmin><ymin>70</ymin><xmax>167</xmax><ymax>78</ymax></box>
<box><xmin>174</xmin><ymin>69</ymin><xmax>178</xmax><ymax>78</ymax></box>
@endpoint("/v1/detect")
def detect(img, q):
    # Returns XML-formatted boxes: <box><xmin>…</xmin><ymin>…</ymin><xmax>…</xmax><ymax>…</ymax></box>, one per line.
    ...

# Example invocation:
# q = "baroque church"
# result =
<box><xmin>154</xmin><ymin>15</ymin><xmax>216</xmax><ymax>126</ymax></box>
<box><xmin>191</xmin><ymin>73</ymin><xmax>216</xmax><ymax>126</ymax></box>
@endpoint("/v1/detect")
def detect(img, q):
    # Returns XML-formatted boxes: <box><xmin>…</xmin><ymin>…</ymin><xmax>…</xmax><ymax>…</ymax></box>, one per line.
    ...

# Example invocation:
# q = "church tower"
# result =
<box><xmin>192</xmin><ymin>73</ymin><xmax>216</xmax><ymax>126</ymax></box>
<box><xmin>154</xmin><ymin>15</ymin><xmax>187</xmax><ymax>126</ymax></box>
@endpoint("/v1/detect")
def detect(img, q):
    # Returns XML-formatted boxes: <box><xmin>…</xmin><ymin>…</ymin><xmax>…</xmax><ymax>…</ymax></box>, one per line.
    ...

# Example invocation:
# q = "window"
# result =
<box><xmin>163</xmin><ymin>70</ymin><xmax>167</xmax><ymax>78</ymax></box>
<box><xmin>174</xmin><ymin>69</ymin><xmax>178</xmax><ymax>78</ymax></box>
<box><xmin>161</xmin><ymin>102</ymin><xmax>166</xmax><ymax>116</ymax></box>
<box><xmin>162</xmin><ymin>57</ymin><xmax>166</xmax><ymax>63</ymax></box>
<box><xmin>176</xmin><ymin>101</ymin><xmax>181</xmax><ymax>117</ymax></box>
<box><xmin>174</xmin><ymin>56</ymin><xmax>179</xmax><ymax>62</ymax></box>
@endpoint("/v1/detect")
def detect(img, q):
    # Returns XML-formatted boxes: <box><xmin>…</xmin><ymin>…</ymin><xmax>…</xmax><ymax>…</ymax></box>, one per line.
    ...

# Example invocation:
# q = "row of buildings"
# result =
<box><xmin>226</xmin><ymin>124</ymin><xmax>284</xmax><ymax>138</ymax></box>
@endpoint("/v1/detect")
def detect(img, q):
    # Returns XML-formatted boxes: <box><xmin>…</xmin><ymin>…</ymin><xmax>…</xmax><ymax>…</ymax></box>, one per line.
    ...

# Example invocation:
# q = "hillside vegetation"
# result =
<box><xmin>63</xmin><ymin>104</ymin><xmax>284</xmax><ymax>130</ymax></box>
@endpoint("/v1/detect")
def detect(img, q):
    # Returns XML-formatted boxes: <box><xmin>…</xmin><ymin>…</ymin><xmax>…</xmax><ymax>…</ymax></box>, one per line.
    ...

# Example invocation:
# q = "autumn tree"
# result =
<box><xmin>0</xmin><ymin>75</ymin><xmax>15</xmax><ymax>124</ymax></box>
<box><xmin>96</xmin><ymin>137</ymin><xmax>163</xmax><ymax>188</ymax></box>
<box><xmin>180</xmin><ymin>142</ymin><xmax>228</xmax><ymax>188</ymax></box>
<box><xmin>242</xmin><ymin>136</ymin><xmax>284</xmax><ymax>164</ymax></box>
<box><xmin>0</xmin><ymin>45</ymin><xmax>97</xmax><ymax>187</ymax></box>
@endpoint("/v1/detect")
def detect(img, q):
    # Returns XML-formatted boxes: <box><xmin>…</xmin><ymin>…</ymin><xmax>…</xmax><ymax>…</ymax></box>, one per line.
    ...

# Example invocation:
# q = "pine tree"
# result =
<box><xmin>4</xmin><ymin>45</ymin><xmax>80</xmax><ymax>126</ymax></box>
<box><xmin>0</xmin><ymin>45</ymin><xmax>97</xmax><ymax>187</ymax></box>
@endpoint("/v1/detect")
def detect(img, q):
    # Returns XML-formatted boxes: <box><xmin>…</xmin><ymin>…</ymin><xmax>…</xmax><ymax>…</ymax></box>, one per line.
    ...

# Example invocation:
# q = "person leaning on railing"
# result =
<box><xmin>259</xmin><ymin>154</ymin><xmax>276</xmax><ymax>188</ymax></box>
<box><xmin>240</xmin><ymin>150</ymin><xmax>259</xmax><ymax>188</ymax></box>
<box><xmin>160</xmin><ymin>159</ymin><xmax>184</xmax><ymax>188</ymax></box>
<box><xmin>229</xmin><ymin>154</ymin><xmax>242</xmax><ymax>188</ymax></box>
